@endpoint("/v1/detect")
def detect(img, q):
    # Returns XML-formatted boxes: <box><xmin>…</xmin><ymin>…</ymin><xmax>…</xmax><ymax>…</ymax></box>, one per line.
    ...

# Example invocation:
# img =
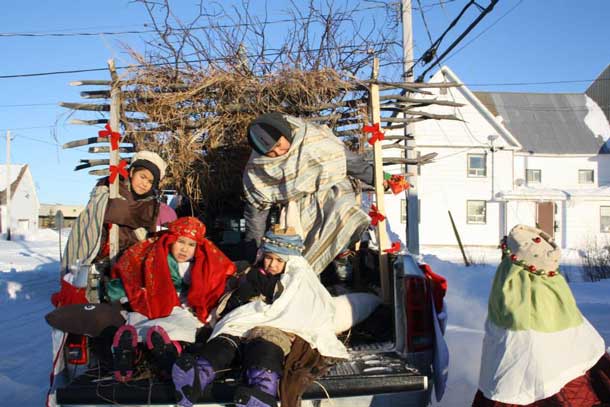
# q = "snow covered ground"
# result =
<box><xmin>0</xmin><ymin>232</ymin><xmax>608</xmax><ymax>406</ymax></box>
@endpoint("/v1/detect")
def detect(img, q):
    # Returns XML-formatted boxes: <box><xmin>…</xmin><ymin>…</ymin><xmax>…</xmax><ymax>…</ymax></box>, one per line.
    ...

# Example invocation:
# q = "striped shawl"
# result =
<box><xmin>243</xmin><ymin>116</ymin><xmax>369</xmax><ymax>274</ymax></box>
<box><xmin>61</xmin><ymin>184</ymin><xmax>109</xmax><ymax>275</ymax></box>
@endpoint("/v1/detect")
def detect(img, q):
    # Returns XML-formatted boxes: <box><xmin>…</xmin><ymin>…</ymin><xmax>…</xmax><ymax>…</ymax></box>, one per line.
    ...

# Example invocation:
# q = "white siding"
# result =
<box><xmin>413</xmin><ymin>146</ymin><xmax>514</xmax><ymax>246</ymax></box>
<box><xmin>515</xmin><ymin>154</ymin><xmax>608</xmax><ymax>188</ymax></box>
<box><xmin>563</xmin><ymin>200</ymin><xmax>610</xmax><ymax>248</ymax></box>
<box><xmin>505</xmin><ymin>200</ymin><xmax>537</xmax><ymax>230</ymax></box>
<box><xmin>0</xmin><ymin>168</ymin><xmax>38</xmax><ymax>235</ymax></box>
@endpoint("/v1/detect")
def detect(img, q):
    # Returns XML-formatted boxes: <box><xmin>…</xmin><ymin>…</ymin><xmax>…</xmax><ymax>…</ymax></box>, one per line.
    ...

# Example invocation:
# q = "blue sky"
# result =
<box><xmin>0</xmin><ymin>0</ymin><xmax>608</xmax><ymax>205</ymax></box>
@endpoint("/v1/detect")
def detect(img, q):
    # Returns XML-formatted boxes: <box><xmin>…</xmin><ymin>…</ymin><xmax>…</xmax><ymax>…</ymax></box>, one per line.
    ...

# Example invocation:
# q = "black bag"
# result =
<box><xmin>45</xmin><ymin>302</ymin><xmax>125</xmax><ymax>337</ymax></box>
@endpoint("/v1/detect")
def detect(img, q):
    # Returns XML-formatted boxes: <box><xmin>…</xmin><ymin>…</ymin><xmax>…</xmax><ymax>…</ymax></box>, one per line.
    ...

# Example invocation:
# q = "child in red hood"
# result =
<box><xmin>108</xmin><ymin>216</ymin><xmax>236</xmax><ymax>381</ymax></box>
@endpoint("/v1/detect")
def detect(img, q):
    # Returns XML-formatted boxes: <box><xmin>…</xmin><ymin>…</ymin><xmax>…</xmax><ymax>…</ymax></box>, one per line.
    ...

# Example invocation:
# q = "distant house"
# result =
<box><xmin>39</xmin><ymin>203</ymin><xmax>84</xmax><ymax>229</ymax></box>
<box><xmin>383</xmin><ymin>65</ymin><xmax>610</xmax><ymax>250</ymax></box>
<box><xmin>0</xmin><ymin>164</ymin><xmax>39</xmax><ymax>236</ymax></box>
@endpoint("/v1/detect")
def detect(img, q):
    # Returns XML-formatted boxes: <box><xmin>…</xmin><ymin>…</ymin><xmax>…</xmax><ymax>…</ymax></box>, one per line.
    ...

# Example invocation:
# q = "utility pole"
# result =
<box><xmin>402</xmin><ymin>0</ymin><xmax>419</xmax><ymax>254</ymax></box>
<box><xmin>5</xmin><ymin>130</ymin><xmax>12</xmax><ymax>241</ymax></box>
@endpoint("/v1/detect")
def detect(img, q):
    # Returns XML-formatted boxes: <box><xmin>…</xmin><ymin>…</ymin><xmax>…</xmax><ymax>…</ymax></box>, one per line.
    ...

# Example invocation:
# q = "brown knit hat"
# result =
<box><xmin>506</xmin><ymin>224</ymin><xmax>561</xmax><ymax>273</ymax></box>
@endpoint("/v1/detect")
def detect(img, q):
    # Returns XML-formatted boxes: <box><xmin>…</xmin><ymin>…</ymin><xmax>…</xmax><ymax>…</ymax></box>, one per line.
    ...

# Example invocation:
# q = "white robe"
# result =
<box><xmin>210</xmin><ymin>255</ymin><xmax>348</xmax><ymax>359</ymax></box>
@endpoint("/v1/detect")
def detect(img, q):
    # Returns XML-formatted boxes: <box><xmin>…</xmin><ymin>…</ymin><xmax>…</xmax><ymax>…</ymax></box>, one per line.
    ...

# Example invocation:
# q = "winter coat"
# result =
<box><xmin>95</xmin><ymin>177</ymin><xmax>159</xmax><ymax>260</ymax></box>
<box><xmin>61</xmin><ymin>176</ymin><xmax>159</xmax><ymax>275</ymax></box>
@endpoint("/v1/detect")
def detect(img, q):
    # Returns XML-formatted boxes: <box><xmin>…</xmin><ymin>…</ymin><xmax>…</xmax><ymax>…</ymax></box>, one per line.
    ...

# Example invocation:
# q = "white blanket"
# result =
<box><xmin>211</xmin><ymin>255</ymin><xmax>348</xmax><ymax>359</ymax></box>
<box><xmin>126</xmin><ymin>306</ymin><xmax>203</xmax><ymax>343</ymax></box>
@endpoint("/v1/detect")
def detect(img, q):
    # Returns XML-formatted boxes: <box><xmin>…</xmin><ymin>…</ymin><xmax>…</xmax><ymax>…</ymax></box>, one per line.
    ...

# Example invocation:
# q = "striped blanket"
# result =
<box><xmin>243</xmin><ymin>116</ymin><xmax>369</xmax><ymax>274</ymax></box>
<box><xmin>60</xmin><ymin>185</ymin><xmax>109</xmax><ymax>276</ymax></box>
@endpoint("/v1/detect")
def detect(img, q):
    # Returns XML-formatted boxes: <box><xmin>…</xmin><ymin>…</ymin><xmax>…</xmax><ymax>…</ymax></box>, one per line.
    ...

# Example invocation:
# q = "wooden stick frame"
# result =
<box><xmin>369</xmin><ymin>57</ymin><xmax>392</xmax><ymax>305</ymax></box>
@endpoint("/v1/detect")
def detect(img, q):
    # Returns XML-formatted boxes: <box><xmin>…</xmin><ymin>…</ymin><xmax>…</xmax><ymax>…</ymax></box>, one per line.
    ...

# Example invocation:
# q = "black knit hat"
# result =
<box><xmin>247</xmin><ymin>112</ymin><xmax>294</xmax><ymax>155</ymax></box>
<box><xmin>130</xmin><ymin>159</ymin><xmax>161</xmax><ymax>188</ymax></box>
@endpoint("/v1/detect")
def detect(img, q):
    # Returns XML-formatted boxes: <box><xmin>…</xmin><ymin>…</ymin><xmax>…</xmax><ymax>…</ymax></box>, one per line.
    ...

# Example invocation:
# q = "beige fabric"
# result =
<box><xmin>506</xmin><ymin>224</ymin><xmax>561</xmax><ymax>272</ymax></box>
<box><xmin>133</xmin><ymin>227</ymin><xmax>148</xmax><ymax>241</ymax></box>
<box><xmin>246</xmin><ymin>326</ymin><xmax>294</xmax><ymax>356</ymax></box>
<box><xmin>131</xmin><ymin>150</ymin><xmax>167</xmax><ymax>180</ymax></box>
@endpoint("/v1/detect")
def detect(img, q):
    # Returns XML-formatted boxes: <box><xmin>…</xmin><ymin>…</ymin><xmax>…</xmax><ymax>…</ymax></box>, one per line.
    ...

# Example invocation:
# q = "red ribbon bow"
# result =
<box><xmin>109</xmin><ymin>160</ymin><xmax>128</xmax><ymax>183</ymax></box>
<box><xmin>98</xmin><ymin>123</ymin><xmax>121</xmax><ymax>151</ymax></box>
<box><xmin>384</xmin><ymin>241</ymin><xmax>401</xmax><ymax>254</ymax></box>
<box><xmin>368</xmin><ymin>204</ymin><xmax>386</xmax><ymax>226</ymax></box>
<box><xmin>388</xmin><ymin>175</ymin><xmax>411</xmax><ymax>195</ymax></box>
<box><xmin>363</xmin><ymin>122</ymin><xmax>385</xmax><ymax>145</ymax></box>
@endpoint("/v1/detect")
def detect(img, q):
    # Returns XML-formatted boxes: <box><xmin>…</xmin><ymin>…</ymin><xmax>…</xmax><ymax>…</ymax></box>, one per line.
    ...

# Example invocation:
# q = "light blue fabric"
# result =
<box><xmin>432</xmin><ymin>296</ymin><xmax>449</xmax><ymax>402</ymax></box>
<box><xmin>260</xmin><ymin>231</ymin><xmax>304</xmax><ymax>260</ymax></box>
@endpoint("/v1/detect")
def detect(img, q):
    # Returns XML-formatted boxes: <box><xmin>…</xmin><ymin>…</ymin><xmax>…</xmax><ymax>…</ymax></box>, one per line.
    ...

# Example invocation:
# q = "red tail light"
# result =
<box><xmin>66</xmin><ymin>334</ymin><xmax>88</xmax><ymax>365</ymax></box>
<box><xmin>404</xmin><ymin>276</ymin><xmax>434</xmax><ymax>352</ymax></box>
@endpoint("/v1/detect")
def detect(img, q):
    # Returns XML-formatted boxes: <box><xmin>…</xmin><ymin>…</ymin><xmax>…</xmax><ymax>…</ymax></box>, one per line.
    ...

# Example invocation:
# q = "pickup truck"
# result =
<box><xmin>51</xmin><ymin>245</ymin><xmax>444</xmax><ymax>406</ymax></box>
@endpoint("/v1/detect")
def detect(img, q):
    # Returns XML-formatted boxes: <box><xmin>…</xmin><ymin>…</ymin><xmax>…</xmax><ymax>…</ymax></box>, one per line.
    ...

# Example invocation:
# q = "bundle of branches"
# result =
<box><xmin>122</xmin><ymin>63</ymin><xmax>367</xmax><ymax>220</ymax></box>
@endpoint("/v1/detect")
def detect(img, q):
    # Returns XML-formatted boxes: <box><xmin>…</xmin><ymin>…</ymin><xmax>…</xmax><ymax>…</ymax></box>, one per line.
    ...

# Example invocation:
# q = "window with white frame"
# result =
<box><xmin>468</xmin><ymin>154</ymin><xmax>486</xmax><ymax>177</ymax></box>
<box><xmin>467</xmin><ymin>200</ymin><xmax>486</xmax><ymax>224</ymax></box>
<box><xmin>579</xmin><ymin>169</ymin><xmax>594</xmax><ymax>184</ymax></box>
<box><xmin>526</xmin><ymin>169</ymin><xmax>541</xmax><ymax>184</ymax></box>
<box><xmin>601</xmin><ymin>207</ymin><xmax>610</xmax><ymax>233</ymax></box>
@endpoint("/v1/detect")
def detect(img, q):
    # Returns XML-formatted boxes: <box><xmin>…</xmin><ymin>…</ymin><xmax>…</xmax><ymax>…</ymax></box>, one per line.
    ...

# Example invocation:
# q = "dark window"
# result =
<box><xmin>601</xmin><ymin>207</ymin><xmax>610</xmax><ymax>233</ymax></box>
<box><xmin>467</xmin><ymin>200</ymin><xmax>486</xmax><ymax>224</ymax></box>
<box><xmin>526</xmin><ymin>169</ymin><xmax>541</xmax><ymax>184</ymax></box>
<box><xmin>579</xmin><ymin>169</ymin><xmax>594</xmax><ymax>184</ymax></box>
<box><xmin>468</xmin><ymin>154</ymin><xmax>486</xmax><ymax>177</ymax></box>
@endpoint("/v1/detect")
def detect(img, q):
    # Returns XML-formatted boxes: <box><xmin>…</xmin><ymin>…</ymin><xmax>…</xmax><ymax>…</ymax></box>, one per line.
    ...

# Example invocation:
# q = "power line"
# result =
<box><xmin>443</xmin><ymin>0</ymin><xmax>524</xmax><ymax>64</ymax></box>
<box><xmin>7</xmin><ymin>132</ymin><xmax>90</xmax><ymax>153</ymax></box>
<box><xmin>0</xmin><ymin>102</ymin><xmax>58</xmax><ymax>108</ymax></box>
<box><xmin>0</xmin><ymin>4</ymin><xmax>389</xmax><ymax>38</ymax></box>
<box><xmin>0</xmin><ymin>40</ymin><xmax>399</xmax><ymax>79</ymax></box>
<box><xmin>0</xmin><ymin>125</ymin><xmax>56</xmax><ymax>132</ymax></box>
<box><xmin>468</xmin><ymin>78</ymin><xmax>610</xmax><ymax>87</ymax></box>
<box><xmin>416</xmin><ymin>0</ymin><xmax>435</xmax><ymax>46</ymax></box>
<box><xmin>416</xmin><ymin>0</ymin><xmax>500</xmax><ymax>82</ymax></box>
<box><xmin>416</xmin><ymin>0</ymin><xmax>460</xmax><ymax>11</ymax></box>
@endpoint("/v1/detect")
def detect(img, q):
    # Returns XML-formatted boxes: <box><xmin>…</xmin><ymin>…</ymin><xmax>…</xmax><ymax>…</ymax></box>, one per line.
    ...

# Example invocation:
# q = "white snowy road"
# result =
<box><xmin>0</xmin><ymin>231</ymin><xmax>62</xmax><ymax>406</ymax></box>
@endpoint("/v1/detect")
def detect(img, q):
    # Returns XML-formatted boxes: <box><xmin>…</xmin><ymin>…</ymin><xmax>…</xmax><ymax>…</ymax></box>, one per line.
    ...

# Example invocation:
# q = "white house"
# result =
<box><xmin>0</xmin><ymin>164</ymin><xmax>39</xmax><ymax>236</ymax></box>
<box><xmin>383</xmin><ymin>66</ymin><xmax>610</xmax><ymax>250</ymax></box>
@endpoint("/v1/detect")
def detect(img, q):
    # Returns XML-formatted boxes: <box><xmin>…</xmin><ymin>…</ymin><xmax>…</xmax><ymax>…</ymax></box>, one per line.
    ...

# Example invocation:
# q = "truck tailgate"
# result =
<box><xmin>57</xmin><ymin>349</ymin><xmax>427</xmax><ymax>405</ymax></box>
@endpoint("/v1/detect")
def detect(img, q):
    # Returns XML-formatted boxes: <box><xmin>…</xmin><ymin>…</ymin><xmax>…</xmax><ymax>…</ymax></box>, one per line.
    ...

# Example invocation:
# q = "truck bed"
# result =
<box><xmin>56</xmin><ymin>343</ymin><xmax>428</xmax><ymax>406</ymax></box>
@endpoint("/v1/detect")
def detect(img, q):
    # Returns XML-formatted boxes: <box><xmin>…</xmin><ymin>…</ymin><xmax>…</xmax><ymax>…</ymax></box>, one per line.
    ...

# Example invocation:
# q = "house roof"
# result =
<box><xmin>586</xmin><ymin>64</ymin><xmax>610</xmax><ymax>124</ymax></box>
<box><xmin>0</xmin><ymin>164</ymin><xmax>28</xmax><ymax>205</ymax></box>
<box><xmin>473</xmin><ymin>91</ymin><xmax>607</xmax><ymax>154</ymax></box>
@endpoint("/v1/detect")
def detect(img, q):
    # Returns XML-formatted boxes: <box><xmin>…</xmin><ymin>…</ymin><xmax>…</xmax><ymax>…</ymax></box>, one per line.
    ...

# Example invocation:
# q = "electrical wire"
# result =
<box><xmin>15</xmin><ymin>134</ymin><xmax>90</xmax><ymax>153</ymax></box>
<box><xmin>416</xmin><ymin>0</ymin><xmax>435</xmax><ymax>46</ymax></box>
<box><xmin>0</xmin><ymin>102</ymin><xmax>58</xmax><ymax>108</ymax></box>
<box><xmin>0</xmin><ymin>40</ymin><xmax>399</xmax><ymax>79</ymax></box>
<box><xmin>416</xmin><ymin>0</ymin><xmax>499</xmax><ymax>82</ymax></box>
<box><xmin>0</xmin><ymin>4</ymin><xmax>389</xmax><ymax>38</ymax></box>
<box><xmin>442</xmin><ymin>0</ymin><xmax>524</xmax><ymax>64</ymax></box>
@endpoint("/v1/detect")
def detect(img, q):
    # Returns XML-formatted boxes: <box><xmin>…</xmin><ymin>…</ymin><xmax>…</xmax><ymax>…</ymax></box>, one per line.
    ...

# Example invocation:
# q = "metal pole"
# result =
<box><xmin>5</xmin><ymin>130</ymin><xmax>11</xmax><ymax>241</ymax></box>
<box><xmin>402</xmin><ymin>0</ymin><xmax>419</xmax><ymax>254</ymax></box>
<box><xmin>488</xmin><ymin>135</ymin><xmax>498</xmax><ymax>200</ymax></box>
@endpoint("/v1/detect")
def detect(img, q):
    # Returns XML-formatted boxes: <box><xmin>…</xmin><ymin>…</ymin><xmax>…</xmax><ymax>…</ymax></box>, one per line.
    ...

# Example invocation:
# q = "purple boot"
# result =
<box><xmin>171</xmin><ymin>354</ymin><xmax>215</xmax><ymax>407</ymax></box>
<box><xmin>234</xmin><ymin>368</ymin><xmax>280</xmax><ymax>407</ymax></box>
